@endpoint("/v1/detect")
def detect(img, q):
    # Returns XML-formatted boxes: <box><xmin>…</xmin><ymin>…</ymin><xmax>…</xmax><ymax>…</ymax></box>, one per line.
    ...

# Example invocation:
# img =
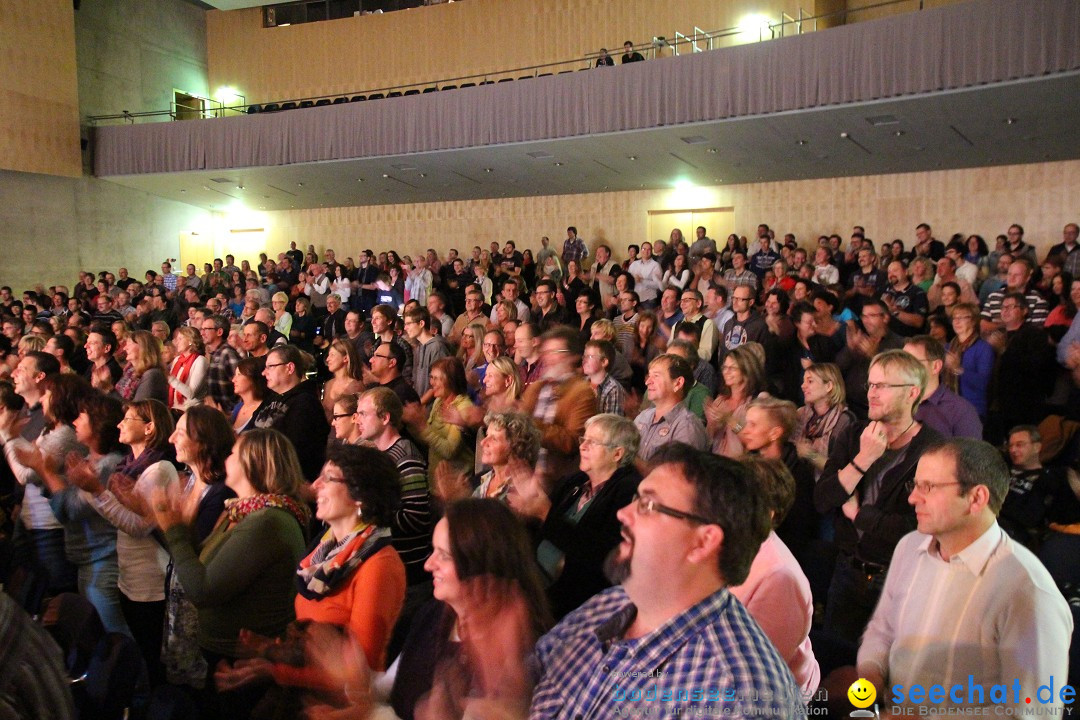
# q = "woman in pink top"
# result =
<box><xmin>730</xmin><ymin>457</ymin><xmax>820</xmax><ymax>696</ymax></box>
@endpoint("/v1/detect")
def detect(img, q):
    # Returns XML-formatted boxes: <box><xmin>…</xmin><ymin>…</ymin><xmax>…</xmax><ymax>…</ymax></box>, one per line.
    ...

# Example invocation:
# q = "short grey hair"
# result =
<box><xmin>584</xmin><ymin>413</ymin><xmax>640</xmax><ymax>467</ymax></box>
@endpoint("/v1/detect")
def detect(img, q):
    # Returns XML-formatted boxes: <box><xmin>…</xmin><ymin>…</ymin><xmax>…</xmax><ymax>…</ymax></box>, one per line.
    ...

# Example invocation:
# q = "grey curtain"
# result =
<box><xmin>94</xmin><ymin>0</ymin><xmax>1080</xmax><ymax>177</ymax></box>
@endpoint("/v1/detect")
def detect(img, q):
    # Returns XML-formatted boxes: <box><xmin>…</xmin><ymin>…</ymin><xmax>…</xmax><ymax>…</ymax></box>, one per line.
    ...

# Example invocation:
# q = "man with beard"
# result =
<box><xmin>814</xmin><ymin>349</ymin><xmax>944</xmax><ymax>647</ymax></box>
<box><xmin>530</xmin><ymin>444</ymin><xmax>805</xmax><ymax>719</ymax></box>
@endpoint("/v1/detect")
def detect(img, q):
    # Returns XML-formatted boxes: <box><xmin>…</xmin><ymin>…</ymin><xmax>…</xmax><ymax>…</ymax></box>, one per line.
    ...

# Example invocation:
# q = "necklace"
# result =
<box><xmin>888</xmin><ymin>418</ymin><xmax>916</xmax><ymax>448</ymax></box>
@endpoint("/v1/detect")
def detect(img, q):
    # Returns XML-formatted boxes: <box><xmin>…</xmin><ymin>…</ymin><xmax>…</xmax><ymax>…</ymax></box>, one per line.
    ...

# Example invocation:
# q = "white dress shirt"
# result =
<box><xmin>859</xmin><ymin>524</ymin><xmax>1072</xmax><ymax>710</ymax></box>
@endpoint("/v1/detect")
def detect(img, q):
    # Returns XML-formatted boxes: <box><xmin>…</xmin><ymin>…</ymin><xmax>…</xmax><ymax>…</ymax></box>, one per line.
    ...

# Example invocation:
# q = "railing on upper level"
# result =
<box><xmin>85</xmin><ymin>0</ymin><xmax>925</xmax><ymax>126</ymax></box>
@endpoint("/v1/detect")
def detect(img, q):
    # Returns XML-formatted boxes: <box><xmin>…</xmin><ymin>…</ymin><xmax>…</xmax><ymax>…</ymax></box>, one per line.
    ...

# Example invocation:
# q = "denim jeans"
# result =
<box><xmin>823</xmin><ymin>554</ymin><xmax>887</xmax><ymax>647</ymax></box>
<box><xmin>78</xmin><ymin>557</ymin><xmax>131</xmax><ymax>637</ymax></box>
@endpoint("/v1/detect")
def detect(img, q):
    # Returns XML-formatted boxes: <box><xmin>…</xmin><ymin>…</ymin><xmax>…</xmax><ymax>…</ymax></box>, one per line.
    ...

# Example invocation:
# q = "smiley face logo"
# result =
<box><xmin>848</xmin><ymin>679</ymin><xmax>876</xmax><ymax>709</ymax></box>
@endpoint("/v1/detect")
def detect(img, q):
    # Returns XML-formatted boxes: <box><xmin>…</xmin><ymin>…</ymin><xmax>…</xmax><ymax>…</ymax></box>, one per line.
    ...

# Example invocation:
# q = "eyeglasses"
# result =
<box><xmin>732</xmin><ymin>296</ymin><xmax>753</xmax><ymax>303</ymax></box>
<box><xmin>905</xmin><ymin>480</ymin><xmax>963</xmax><ymax>495</ymax></box>
<box><xmin>631</xmin><ymin>493</ymin><xmax>715</xmax><ymax>526</ymax></box>
<box><xmin>331</xmin><ymin>413</ymin><xmax>352</xmax><ymax>420</ymax></box>
<box><xmin>578</xmin><ymin>436</ymin><xmax>616</xmax><ymax>449</ymax></box>
<box><xmin>264</xmin><ymin>362</ymin><xmax>288</xmax><ymax>369</ymax></box>
<box><xmin>119</xmin><ymin>415</ymin><xmax>146</xmax><ymax>425</ymax></box>
<box><xmin>865</xmin><ymin>382</ymin><xmax>913</xmax><ymax>392</ymax></box>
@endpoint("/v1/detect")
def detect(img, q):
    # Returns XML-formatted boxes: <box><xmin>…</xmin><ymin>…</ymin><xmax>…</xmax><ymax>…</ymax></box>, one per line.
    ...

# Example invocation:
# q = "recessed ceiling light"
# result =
<box><xmin>839</xmin><ymin>132</ymin><xmax>849</xmax><ymax>139</ymax></box>
<box><xmin>179</xmin><ymin>189</ymin><xmax>186</xmax><ymax>193</ymax></box>
<box><xmin>707</xmin><ymin>148</ymin><xmax>717</xmax><ymax>154</ymax></box>
<box><xmin>484</xmin><ymin>168</ymin><xmax>493</xmax><ymax>173</ymax></box>
<box><xmin>628</xmin><ymin>156</ymin><xmax>637</xmax><ymax>161</ymax></box>
<box><xmin>894</xmin><ymin>130</ymin><xmax>905</xmax><ymax>136</ymax></box>
<box><xmin>1005</xmin><ymin>118</ymin><xmax>1017</xmax><ymax>125</ymax></box>
<box><xmin>236</xmin><ymin>185</ymin><xmax>244</xmax><ymax>190</ymax></box>
<box><xmin>796</xmin><ymin>140</ymin><xmax>808</xmax><ymax>145</ymax></box>
<box><xmin>419</xmin><ymin>173</ymin><xmax>426</xmax><ymax>178</ymax></box>
<box><xmin>357</xmin><ymin>178</ymin><xmax>364</xmax><ymax>182</ymax></box>
<box><xmin>382</xmin><ymin>174</ymin><xmax>389</xmax><ymax>178</ymax></box>
<box><xmin>554</xmin><ymin>162</ymin><xmax>563</xmax><ymax>167</ymax></box>
<box><xmin>297</xmin><ymin>182</ymin><xmax>304</xmax><ymax>187</ymax></box>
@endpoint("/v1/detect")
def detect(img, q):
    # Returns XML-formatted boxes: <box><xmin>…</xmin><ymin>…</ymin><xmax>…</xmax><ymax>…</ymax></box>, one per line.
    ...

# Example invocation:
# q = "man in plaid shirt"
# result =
<box><xmin>530</xmin><ymin>444</ymin><xmax>807</xmax><ymax>719</ymax></box>
<box><xmin>200</xmin><ymin>315</ymin><xmax>240</xmax><ymax>410</ymax></box>
<box><xmin>562</xmin><ymin>226</ymin><xmax>589</xmax><ymax>267</ymax></box>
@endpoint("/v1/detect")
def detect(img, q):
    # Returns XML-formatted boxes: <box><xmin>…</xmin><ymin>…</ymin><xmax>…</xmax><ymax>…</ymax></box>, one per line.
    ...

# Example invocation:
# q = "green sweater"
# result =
<box><xmin>165</xmin><ymin>507</ymin><xmax>306</xmax><ymax>656</ymax></box>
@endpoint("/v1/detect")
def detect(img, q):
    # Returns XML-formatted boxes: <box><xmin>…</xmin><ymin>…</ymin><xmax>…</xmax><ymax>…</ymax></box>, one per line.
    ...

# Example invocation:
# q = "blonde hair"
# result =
<box><xmin>591</xmin><ymin>318</ymin><xmax>616</xmax><ymax>342</ymax></box>
<box><xmin>18</xmin><ymin>335</ymin><xmax>46</xmax><ymax>355</ymax></box>
<box><xmin>235</xmin><ymin>428</ymin><xmax>306</xmax><ymax>499</ymax></box>
<box><xmin>486</xmin><ymin>355</ymin><xmax>523</xmax><ymax>401</ymax></box>
<box><xmin>804</xmin><ymin>363</ymin><xmax>846</xmax><ymax>407</ymax></box>
<box><xmin>128</xmin><ymin>330</ymin><xmax>164</xmax><ymax>376</ymax></box>
<box><xmin>870</xmin><ymin>349</ymin><xmax>928</xmax><ymax>411</ymax></box>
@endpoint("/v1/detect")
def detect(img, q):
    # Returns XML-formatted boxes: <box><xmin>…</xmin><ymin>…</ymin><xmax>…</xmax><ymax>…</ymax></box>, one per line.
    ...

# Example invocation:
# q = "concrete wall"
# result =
<box><xmin>77</xmin><ymin>0</ymin><xmax>209</xmax><ymax>118</ymax></box>
<box><xmin>0</xmin><ymin>0</ymin><xmax>213</xmax><ymax>291</ymax></box>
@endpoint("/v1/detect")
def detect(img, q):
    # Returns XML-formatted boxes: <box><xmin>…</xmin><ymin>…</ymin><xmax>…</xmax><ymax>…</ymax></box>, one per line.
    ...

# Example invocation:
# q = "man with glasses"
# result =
<box><xmin>370</xmin><ymin>304</ymin><xmax>413</xmax><ymax>386</ymax></box>
<box><xmin>836</xmin><ymin>298</ymin><xmax>904</xmax><ymax>421</ymax></box>
<box><xmin>354</xmin><ymin>386</ymin><xmax>433</xmax><ymax>657</ymax></box>
<box><xmin>721</xmin><ymin>285</ymin><xmax>767</xmax><ymax>355</ymax></box>
<box><xmin>815</xmin><ymin>349</ymin><xmax>943</xmax><ymax>647</ymax></box>
<box><xmin>854</xmin><ymin>438</ymin><xmax>1070</xmax><ymax>713</ymax></box>
<box><xmin>534</xmin><ymin>279</ymin><xmax>566</xmax><ymax>333</ymax></box>
<box><xmin>530</xmin><ymin>443</ymin><xmax>804</xmax><ymax>719</ymax></box>
<box><xmin>671</xmin><ymin>289</ymin><xmax>717</xmax><ymax>362</ymax></box>
<box><xmin>488</xmin><ymin>278</ymin><xmax>530</xmax><ymax>324</ymax></box>
<box><xmin>402</xmin><ymin>307</ymin><xmax>449</xmax><ymax>402</ymax></box>
<box><xmin>448</xmin><ymin>285</ymin><xmax>487</xmax><ymax>347</ymax></box>
<box><xmin>256</xmin><ymin>344</ymin><xmax>329</xmax><ymax>481</ymax></box>
<box><xmin>202</xmin><ymin>315</ymin><xmax>240</xmax><ymax>410</ymax></box>
<box><xmin>366</xmin><ymin>341</ymin><xmax>419</xmax><ymax>407</ymax></box>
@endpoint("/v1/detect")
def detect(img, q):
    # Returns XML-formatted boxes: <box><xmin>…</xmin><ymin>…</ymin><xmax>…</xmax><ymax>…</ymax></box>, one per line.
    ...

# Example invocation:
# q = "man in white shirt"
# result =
<box><xmin>856</xmin><ymin>438</ymin><xmax>1072</xmax><ymax>713</ymax></box>
<box><xmin>628</xmin><ymin>241</ymin><xmax>662</xmax><ymax>308</ymax></box>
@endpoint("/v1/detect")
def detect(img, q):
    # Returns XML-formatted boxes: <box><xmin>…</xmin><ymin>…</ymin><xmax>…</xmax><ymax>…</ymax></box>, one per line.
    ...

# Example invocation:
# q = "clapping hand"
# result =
<box><xmin>148</xmin><ymin>482</ymin><xmax>185</xmax><ymax>532</ymax></box>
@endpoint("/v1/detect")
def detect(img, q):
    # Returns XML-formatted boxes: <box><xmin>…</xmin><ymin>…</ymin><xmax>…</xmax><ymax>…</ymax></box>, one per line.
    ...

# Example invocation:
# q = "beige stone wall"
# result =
<box><xmin>0</xmin><ymin>0</ymin><xmax>81</xmax><ymax>177</ymax></box>
<box><xmin>241</xmin><ymin>160</ymin><xmax>1079</xmax><ymax>265</ymax></box>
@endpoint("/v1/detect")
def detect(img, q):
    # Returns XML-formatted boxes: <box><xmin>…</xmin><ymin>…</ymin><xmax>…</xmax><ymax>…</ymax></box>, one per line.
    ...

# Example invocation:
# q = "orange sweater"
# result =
<box><xmin>271</xmin><ymin>545</ymin><xmax>406</xmax><ymax>688</ymax></box>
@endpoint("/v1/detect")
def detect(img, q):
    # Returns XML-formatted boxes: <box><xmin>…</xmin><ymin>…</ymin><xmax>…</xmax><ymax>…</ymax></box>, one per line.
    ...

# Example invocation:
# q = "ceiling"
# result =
<box><xmin>100</xmin><ymin>71</ymin><xmax>1080</xmax><ymax>213</ymax></box>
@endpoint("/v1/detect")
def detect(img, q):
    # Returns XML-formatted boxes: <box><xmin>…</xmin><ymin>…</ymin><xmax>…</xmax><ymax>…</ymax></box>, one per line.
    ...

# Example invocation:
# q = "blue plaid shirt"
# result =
<box><xmin>529</xmin><ymin>586</ymin><xmax>807</xmax><ymax>719</ymax></box>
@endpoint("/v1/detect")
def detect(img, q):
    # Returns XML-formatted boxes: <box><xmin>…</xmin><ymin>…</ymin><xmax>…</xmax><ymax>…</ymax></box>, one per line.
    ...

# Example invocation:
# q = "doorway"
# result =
<box><xmin>647</xmin><ymin>207</ymin><xmax>735</xmax><ymax>247</ymax></box>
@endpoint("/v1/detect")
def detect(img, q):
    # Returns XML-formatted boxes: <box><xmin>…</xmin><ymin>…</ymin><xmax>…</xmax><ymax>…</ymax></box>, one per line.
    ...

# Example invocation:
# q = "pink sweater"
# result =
<box><xmin>730</xmin><ymin>532</ymin><xmax>820</xmax><ymax>696</ymax></box>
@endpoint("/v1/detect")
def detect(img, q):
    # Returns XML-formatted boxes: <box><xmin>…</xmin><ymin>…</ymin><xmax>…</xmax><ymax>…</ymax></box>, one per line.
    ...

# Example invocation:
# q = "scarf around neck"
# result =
<box><xmin>296</xmin><ymin>524</ymin><xmax>393</xmax><ymax>600</ymax></box>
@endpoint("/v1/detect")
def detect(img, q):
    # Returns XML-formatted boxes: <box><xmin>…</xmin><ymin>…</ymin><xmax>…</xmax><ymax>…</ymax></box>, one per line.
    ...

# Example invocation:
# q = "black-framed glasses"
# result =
<box><xmin>631</xmin><ymin>492</ymin><xmax>715</xmax><ymax>526</ymax></box>
<box><xmin>331</xmin><ymin>413</ymin><xmax>352</xmax><ymax>420</ymax></box>
<box><xmin>905</xmin><ymin>480</ymin><xmax>963</xmax><ymax>495</ymax></box>
<box><xmin>264</xmin><ymin>362</ymin><xmax>288</xmax><ymax>369</ymax></box>
<box><xmin>865</xmin><ymin>382</ymin><xmax>913</xmax><ymax>392</ymax></box>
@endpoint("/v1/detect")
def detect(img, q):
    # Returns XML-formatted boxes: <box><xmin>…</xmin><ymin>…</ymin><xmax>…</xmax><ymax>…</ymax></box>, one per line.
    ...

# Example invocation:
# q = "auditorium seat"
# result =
<box><xmin>315</xmin><ymin>98</ymin><xmax>331</xmax><ymax>106</ymax></box>
<box><xmin>459</xmin><ymin>82</ymin><xmax>475</xmax><ymax>88</ymax></box>
<box><xmin>441</xmin><ymin>85</ymin><xmax>457</xmax><ymax>91</ymax></box>
<box><xmin>299</xmin><ymin>100</ymin><xmax>315</xmax><ymax>108</ymax></box>
<box><xmin>246</xmin><ymin>105</ymin><xmax>260</xmax><ymax>114</ymax></box>
<box><xmin>404</xmin><ymin>89</ymin><xmax>420</xmax><ymax>96</ymax></box>
<box><xmin>280</xmin><ymin>101</ymin><xmax>298</xmax><ymax>110</ymax></box>
<box><xmin>332</xmin><ymin>97</ymin><xmax>349</xmax><ymax>104</ymax></box>
<box><xmin>350</xmin><ymin>95</ymin><xmax>367</xmax><ymax>102</ymax></box>
<box><xmin>422</xmin><ymin>87</ymin><xmax>438</xmax><ymax>93</ymax></box>
<box><xmin>387</xmin><ymin>91</ymin><xmax>402</xmax><ymax>98</ymax></box>
<box><xmin>498</xmin><ymin>77</ymin><xmax>513</xmax><ymax>83</ymax></box>
<box><xmin>368</xmin><ymin>93</ymin><xmax>385</xmax><ymax>100</ymax></box>
<box><xmin>262</xmin><ymin>103</ymin><xmax>281</xmax><ymax>112</ymax></box>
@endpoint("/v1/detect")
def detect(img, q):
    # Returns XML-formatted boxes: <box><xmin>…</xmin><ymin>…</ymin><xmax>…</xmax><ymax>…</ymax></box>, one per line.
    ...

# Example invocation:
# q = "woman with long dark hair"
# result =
<box><xmin>306</xmin><ymin>498</ymin><xmax>551</xmax><ymax>720</ymax></box>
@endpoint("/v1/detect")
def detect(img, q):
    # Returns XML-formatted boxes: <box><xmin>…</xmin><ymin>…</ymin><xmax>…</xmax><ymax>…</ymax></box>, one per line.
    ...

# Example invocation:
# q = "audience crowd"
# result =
<box><xmin>1</xmin><ymin>220</ymin><xmax>1079</xmax><ymax>719</ymax></box>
